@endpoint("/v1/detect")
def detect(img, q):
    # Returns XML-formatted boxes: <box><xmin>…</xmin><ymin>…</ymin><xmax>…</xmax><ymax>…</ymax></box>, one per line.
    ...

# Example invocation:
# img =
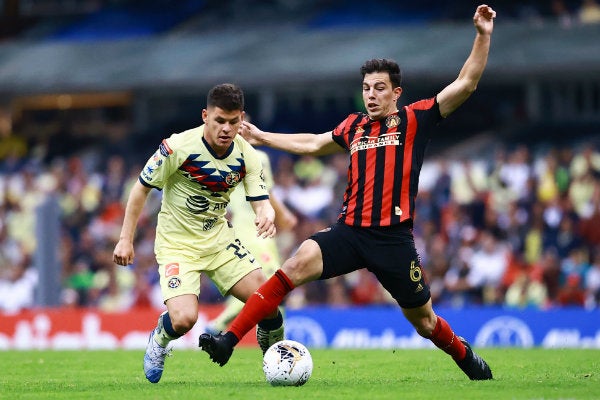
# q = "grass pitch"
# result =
<box><xmin>1</xmin><ymin>348</ymin><xmax>597</xmax><ymax>399</ymax></box>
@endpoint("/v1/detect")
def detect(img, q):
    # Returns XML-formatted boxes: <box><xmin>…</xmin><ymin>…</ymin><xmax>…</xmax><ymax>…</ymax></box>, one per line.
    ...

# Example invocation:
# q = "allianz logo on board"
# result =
<box><xmin>474</xmin><ymin>316</ymin><xmax>535</xmax><ymax>347</ymax></box>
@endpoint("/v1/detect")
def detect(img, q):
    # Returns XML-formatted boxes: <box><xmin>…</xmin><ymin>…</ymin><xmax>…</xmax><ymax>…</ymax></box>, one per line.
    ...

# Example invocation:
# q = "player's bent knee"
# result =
<box><xmin>170</xmin><ymin>311</ymin><xmax>198</xmax><ymax>333</ymax></box>
<box><xmin>281</xmin><ymin>242</ymin><xmax>323</xmax><ymax>286</ymax></box>
<box><xmin>281</xmin><ymin>259</ymin><xmax>320</xmax><ymax>286</ymax></box>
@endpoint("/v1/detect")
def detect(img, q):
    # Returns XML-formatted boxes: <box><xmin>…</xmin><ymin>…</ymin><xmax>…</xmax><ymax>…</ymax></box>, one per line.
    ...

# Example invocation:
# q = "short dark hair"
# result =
<box><xmin>207</xmin><ymin>83</ymin><xmax>244</xmax><ymax>111</ymax></box>
<box><xmin>360</xmin><ymin>59</ymin><xmax>402</xmax><ymax>88</ymax></box>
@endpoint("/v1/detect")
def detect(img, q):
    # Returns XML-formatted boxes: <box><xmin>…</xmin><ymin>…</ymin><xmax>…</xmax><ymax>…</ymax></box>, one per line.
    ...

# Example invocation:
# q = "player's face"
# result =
<box><xmin>362</xmin><ymin>72</ymin><xmax>402</xmax><ymax>120</ymax></box>
<box><xmin>202</xmin><ymin>106</ymin><xmax>245</xmax><ymax>155</ymax></box>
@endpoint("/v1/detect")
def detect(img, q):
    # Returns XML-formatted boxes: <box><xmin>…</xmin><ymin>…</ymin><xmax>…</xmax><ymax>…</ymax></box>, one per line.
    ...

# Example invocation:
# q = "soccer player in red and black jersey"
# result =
<box><xmin>200</xmin><ymin>4</ymin><xmax>496</xmax><ymax>380</ymax></box>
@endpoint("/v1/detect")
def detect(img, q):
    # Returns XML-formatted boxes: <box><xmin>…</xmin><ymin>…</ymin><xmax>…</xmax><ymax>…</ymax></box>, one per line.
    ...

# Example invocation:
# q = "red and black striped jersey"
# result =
<box><xmin>331</xmin><ymin>97</ymin><xmax>442</xmax><ymax>227</ymax></box>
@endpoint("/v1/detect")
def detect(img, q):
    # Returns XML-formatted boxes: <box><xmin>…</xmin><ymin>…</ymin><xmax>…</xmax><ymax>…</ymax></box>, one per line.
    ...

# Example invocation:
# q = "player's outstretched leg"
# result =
<box><xmin>199</xmin><ymin>332</ymin><xmax>237</xmax><ymax>366</ymax></box>
<box><xmin>143</xmin><ymin>312</ymin><xmax>173</xmax><ymax>383</ymax></box>
<box><xmin>455</xmin><ymin>337</ymin><xmax>493</xmax><ymax>380</ymax></box>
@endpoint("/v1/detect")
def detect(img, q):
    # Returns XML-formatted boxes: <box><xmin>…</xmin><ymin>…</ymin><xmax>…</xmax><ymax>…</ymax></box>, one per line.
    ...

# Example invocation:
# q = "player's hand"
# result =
<box><xmin>113</xmin><ymin>239</ymin><xmax>135</xmax><ymax>266</ymax></box>
<box><xmin>240</xmin><ymin>121</ymin><xmax>265</xmax><ymax>146</ymax></box>
<box><xmin>255</xmin><ymin>204</ymin><xmax>277</xmax><ymax>239</ymax></box>
<box><xmin>255</xmin><ymin>216</ymin><xmax>276</xmax><ymax>239</ymax></box>
<box><xmin>473</xmin><ymin>4</ymin><xmax>495</xmax><ymax>35</ymax></box>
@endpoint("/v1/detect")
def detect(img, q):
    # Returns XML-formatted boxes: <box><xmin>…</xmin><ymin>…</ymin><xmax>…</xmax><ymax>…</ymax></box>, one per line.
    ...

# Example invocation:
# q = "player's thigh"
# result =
<box><xmin>309</xmin><ymin>223</ymin><xmax>365</xmax><ymax>281</ymax></box>
<box><xmin>369</xmin><ymin>240</ymin><xmax>430</xmax><ymax>309</ymax></box>
<box><xmin>156</xmin><ymin>257</ymin><xmax>201</xmax><ymax>303</ymax></box>
<box><xmin>203</xmin><ymin>238</ymin><xmax>261</xmax><ymax>296</ymax></box>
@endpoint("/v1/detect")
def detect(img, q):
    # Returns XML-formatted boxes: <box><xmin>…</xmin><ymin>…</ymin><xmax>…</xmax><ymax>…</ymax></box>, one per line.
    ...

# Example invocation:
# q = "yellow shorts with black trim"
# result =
<box><xmin>156</xmin><ymin>238</ymin><xmax>261</xmax><ymax>303</ymax></box>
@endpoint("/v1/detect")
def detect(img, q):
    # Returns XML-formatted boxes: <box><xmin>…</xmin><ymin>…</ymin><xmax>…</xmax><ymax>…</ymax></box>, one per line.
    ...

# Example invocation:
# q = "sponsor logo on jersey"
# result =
<box><xmin>144</xmin><ymin>165</ymin><xmax>155</xmax><ymax>175</ymax></box>
<box><xmin>186</xmin><ymin>195</ymin><xmax>210</xmax><ymax>214</ymax></box>
<box><xmin>202</xmin><ymin>217</ymin><xmax>218</xmax><ymax>231</ymax></box>
<box><xmin>165</xmin><ymin>263</ymin><xmax>179</xmax><ymax>277</ymax></box>
<box><xmin>350</xmin><ymin>133</ymin><xmax>402</xmax><ymax>154</ymax></box>
<box><xmin>159</xmin><ymin>140</ymin><xmax>173</xmax><ymax>157</ymax></box>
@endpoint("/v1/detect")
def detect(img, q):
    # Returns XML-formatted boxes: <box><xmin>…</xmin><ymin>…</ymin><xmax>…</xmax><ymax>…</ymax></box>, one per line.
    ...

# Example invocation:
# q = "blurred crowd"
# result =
<box><xmin>1</xmin><ymin>0</ymin><xmax>599</xmax><ymax>315</ymax></box>
<box><xmin>1</xmin><ymin>106</ymin><xmax>600</xmax><ymax>314</ymax></box>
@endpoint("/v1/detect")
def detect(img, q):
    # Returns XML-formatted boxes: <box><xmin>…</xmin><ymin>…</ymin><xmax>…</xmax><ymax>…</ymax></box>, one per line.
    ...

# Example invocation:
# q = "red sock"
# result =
<box><xmin>428</xmin><ymin>316</ymin><xmax>467</xmax><ymax>361</ymax></box>
<box><xmin>229</xmin><ymin>269</ymin><xmax>294</xmax><ymax>341</ymax></box>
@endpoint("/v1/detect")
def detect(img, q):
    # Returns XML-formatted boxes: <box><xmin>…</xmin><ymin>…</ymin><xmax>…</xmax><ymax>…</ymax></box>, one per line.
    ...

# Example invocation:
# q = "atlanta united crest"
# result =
<box><xmin>386</xmin><ymin>115</ymin><xmax>400</xmax><ymax>128</ymax></box>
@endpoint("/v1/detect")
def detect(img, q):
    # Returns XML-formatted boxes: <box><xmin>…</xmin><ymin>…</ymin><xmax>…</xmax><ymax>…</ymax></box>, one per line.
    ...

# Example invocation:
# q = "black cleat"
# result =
<box><xmin>456</xmin><ymin>337</ymin><xmax>493</xmax><ymax>380</ymax></box>
<box><xmin>199</xmin><ymin>333</ymin><xmax>234</xmax><ymax>367</ymax></box>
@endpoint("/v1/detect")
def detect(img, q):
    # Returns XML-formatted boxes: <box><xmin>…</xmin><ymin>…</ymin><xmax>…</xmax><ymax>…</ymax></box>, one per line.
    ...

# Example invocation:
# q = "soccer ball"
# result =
<box><xmin>263</xmin><ymin>340</ymin><xmax>313</xmax><ymax>386</ymax></box>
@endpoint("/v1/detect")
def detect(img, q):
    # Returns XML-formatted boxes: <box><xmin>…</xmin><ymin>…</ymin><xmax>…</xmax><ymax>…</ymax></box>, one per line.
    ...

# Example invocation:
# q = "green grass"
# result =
<box><xmin>0</xmin><ymin>348</ymin><xmax>597</xmax><ymax>400</ymax></box>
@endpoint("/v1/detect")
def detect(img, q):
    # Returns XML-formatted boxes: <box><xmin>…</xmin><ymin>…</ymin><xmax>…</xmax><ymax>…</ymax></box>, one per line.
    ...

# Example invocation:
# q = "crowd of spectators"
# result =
<box><xmin>1</xmin><ymin>104</ymin><xmax>600</xmax><ymax>314</ymax></box>
<box><xmin>3</xmin><ymin>0</ymin><xmax>600</xmax><ymax>44</ymax></box>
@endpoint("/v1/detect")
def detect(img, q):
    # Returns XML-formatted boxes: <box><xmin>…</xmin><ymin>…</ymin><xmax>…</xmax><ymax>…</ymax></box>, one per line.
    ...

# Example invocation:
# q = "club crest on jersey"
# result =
<box><xmin>386</xmin><ymin>115</ymin><xmax>401</xmax><ymax>128</ymax></box>
<box><xmin>168</xmin><ymin>277</ymin><xmax>181</xmax><ymax>289</ymax></box>
<box><xmin>225</xmin><ymin>171</ymin><xmax>241</xmax><ymax>186</ymax></box>
<box><xmin>356</xmin><ymin>126</ymin><xmax>365</xmax><ymax>135</ymax></box>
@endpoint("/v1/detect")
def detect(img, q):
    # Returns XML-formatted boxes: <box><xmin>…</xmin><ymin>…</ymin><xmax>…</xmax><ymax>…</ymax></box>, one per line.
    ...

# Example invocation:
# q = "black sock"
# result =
<box><xmin>224</xmin><ymin>331</ymin><xmax>239</xmax><ymax>346</ymax></box>
<box><xmin>257</xmin><ymin>310</ymin><xmax>283</xmax><ymax>330</ymax></box>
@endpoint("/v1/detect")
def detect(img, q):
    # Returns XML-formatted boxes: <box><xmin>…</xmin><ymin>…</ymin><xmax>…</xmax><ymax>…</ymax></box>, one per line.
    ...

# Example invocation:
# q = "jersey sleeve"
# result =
<box><xmin>331</xmin><ymin>113</ymin><xmax>360</xmax><ymax>151</ymax></box>
<box><xmin>241</xmin><ymin>141</ymin><xmax>270</xmax><ymax>201</ymax></box>
<box><xmin>256</xmin><ymin>150</ymin><xmax>274</xmax><ymax>192</ymax></box>
<box><xmin>408</xmin><ymin>97</ymin><xmax>443</xmax><ymax>138</ymax></box>
<box><xmin>139</xmin><ymin>136</ymin><xmax>186</xmax><ymax>189</ymax></box>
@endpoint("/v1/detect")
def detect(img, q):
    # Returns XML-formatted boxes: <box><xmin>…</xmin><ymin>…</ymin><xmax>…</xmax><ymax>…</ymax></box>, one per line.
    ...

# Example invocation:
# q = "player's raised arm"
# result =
<box><xmin>437</xmin><ymin>4</ymin><xmax>496</xmax><ymax>118</ymax></box>
<box><xmin>241</xmin><ymin>121</ymin><xmax>344</xmax><ymax>156</ymax></box>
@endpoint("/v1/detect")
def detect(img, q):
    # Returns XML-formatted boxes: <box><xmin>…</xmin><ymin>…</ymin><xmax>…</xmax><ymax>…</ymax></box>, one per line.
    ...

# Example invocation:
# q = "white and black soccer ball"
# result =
<box><xmin>263</xmin><ymin>340</ymin><xmax>313</xmax><ymax>386</ymax></box>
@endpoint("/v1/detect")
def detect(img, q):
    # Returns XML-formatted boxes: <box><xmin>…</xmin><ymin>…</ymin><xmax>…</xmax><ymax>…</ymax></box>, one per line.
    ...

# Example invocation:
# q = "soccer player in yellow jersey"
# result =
<box><xmin>113</xmin><ymin>83</ymin><xmax>285</xmax><ymax>383</ymax></box>
<box><xmin>206</xmin><ymin>148</ymin><xmax>297</xmax><ymax>335</ymax></box>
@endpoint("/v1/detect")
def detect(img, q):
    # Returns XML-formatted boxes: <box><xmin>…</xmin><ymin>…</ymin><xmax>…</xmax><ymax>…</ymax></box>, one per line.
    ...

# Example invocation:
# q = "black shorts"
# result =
<box><xmin>309</xmin><ymin>222</ymin><xmax>430</xmax><ymax>308</ymax></box>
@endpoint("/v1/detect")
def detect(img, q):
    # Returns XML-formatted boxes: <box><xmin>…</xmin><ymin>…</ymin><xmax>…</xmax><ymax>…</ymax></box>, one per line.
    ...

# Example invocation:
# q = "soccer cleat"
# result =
<box><xmin>455</xmin><ymin>337</ymin><xmax>493</xmax><ymax>380</ymax></box>
<box><xmin>199</xmin><ymin>333</ymin><xmax>234</xmax><ymax>367</ymax></box>
<box><xmin>256</xmin><ymin>324</ymin><xmax>284</xmax><ymax>355</ymax></box>
<box><xmin>143</xmin><ymin>314</ymin><xmax>172</xmax><ymax>383</ymax></box>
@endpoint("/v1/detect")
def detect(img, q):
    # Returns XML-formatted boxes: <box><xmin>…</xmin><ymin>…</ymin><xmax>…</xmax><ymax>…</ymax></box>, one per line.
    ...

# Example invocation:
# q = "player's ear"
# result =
<box><xmin>394</xmin><ymin>86</ymin><xmax>403</xmax><ymax>101</ymax></box>
<box><xmin>202</xmin><ymin>109</ymin><xmax>208</xmax><ymax>123</ymax></box>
